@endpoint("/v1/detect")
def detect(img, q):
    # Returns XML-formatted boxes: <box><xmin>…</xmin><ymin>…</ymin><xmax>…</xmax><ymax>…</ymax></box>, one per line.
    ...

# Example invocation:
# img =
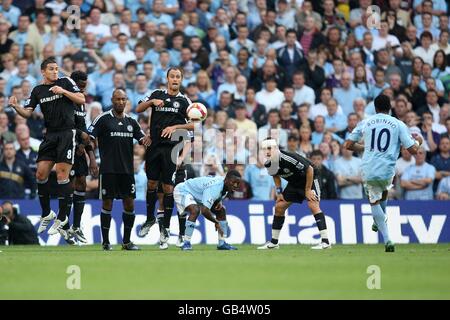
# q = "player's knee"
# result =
<box><xmin>215</xmin><ymin>208</ymin><xmax>226</xmax><ymax>221</ymax></box>
<box><xmin>307</xmin><ymin>201</ymin><xmax>320</xmax><ymax>212</ymax></box>
<box><xmin>75</xmin><ymin>177</ymin><xmax>86</xmax><ymax>191</ymax></box>
<box><xmin>274</xmin><ymin>203</ymin><xmax>288</xmax><ymax>216</ymax></box>
<box><xmin>147</xmin><ymin>180</ymin><xmax>158</xmax><ymax>190</ymax></box>
<box><xmin>162</xmin><ymin>184</ymin><xmax>174</xmax><ymax>194</ymax></box>
<box><xmin>36</xmin><ymin>170</ymin><xmax>48</xmax><ymax>181</ymax></box>
<box><xmin>102</xmin><ymin>200</ymin><xmax>113</xmax><ymax>211</ymax></box>
<box><xmin>187</xmin><ymin>205</ymin><xmax>200</xmax><ymax>219</ymax></box>
<box><xmin>123</xmin><ymin>198</ymin><xmax>134</xmax><ymax>212</ymax></box>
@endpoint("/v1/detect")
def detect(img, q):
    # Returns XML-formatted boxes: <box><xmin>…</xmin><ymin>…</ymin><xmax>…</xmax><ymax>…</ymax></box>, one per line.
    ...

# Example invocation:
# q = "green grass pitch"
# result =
<box><xmin>1</xmin><ymin>244</ymin><xmax>449</xmax><ymax>299</ymax></box>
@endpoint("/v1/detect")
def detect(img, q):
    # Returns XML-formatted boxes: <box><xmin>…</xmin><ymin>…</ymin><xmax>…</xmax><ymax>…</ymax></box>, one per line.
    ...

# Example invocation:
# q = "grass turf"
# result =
<box><xmin>1</xmin><ymin>244</ymin><xmax>449</xmax><ymax>299</ymax></box>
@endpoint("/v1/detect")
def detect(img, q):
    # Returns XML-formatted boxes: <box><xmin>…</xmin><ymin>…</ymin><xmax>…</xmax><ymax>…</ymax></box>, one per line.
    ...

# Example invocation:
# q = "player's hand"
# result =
<box><xmin>215</xmin><ymin>222</ymin><xmax>224</xmax><ymax>237</ymax></box>
<box><xmin>412</xmin><ymin>133</ymin><xmax>423</xmax><ymax>146</ymax></box>
<box><xmin>141</xmin><ymin>135</ymin><xmax>151</xmax><ymax>147</ymax></box>
<box><xmin>305</xmin><ymin>190</ymin><xmax>319</xmax><ymax>202</ymax></box>
<box><xmin>76</xmin><ymin>144</ymin><xmax>85</xmax><ymax>156</ymax></box>
<box><xmin>8</xmin><ymin>96</ymin><xmax>18</xmax><ymax>108</ymax></box>
<box><xmin>214</xmin><ymin>202</ymin><xmax>223</xmax><ymax>211</ymax></box>
<box><xmin>80</xmin><ymin>131</ymin><xmax>90</xmax><ymax>145</ymax></box>
<box><xmin>161</xmin><ymin>125</ymin><xmax>177</xmax><ymax>139</ymax></box>
<box><xmin>89</xmin><ymin>160</ymin><xmax>99</xmax><ymax>178</ymax></box>
<box><xmin>49</xmin><ymin>86</ymin><xmax>65</xmax><ymax>95</ymax></box>
<box><xmin>276</xmin><ymin>193</ymin><xmax>285</xmax><ymax>203</ymax></box>
<box><xmin>151</xmin><ymin>99</ymin><xmax>164</xmax><ymax>107</ymax></box>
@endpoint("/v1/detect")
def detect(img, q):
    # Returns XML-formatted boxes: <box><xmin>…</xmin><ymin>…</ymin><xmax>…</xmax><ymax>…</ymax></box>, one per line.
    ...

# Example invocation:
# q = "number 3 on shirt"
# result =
<box><xmin>370</xmin><ymin>128</ymin><xmax>391</xmax><ymax>152</ymax></box>
<box><xmin>131</xmin><ymin>184</ymin><xmax>135</xmax><ymax>194</ymax></box>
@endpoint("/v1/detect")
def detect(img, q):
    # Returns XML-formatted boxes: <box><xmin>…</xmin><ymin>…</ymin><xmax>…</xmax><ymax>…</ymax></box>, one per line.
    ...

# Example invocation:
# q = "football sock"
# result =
<box><xmin>184</xmin><ymin>220</ymin><xmax>196</xmax><ymax>241</ymax></box>
<box><xmin>218</xmin><ymin>220</ymin><xmax>228</xmax><ymax>246</ymax></box>
<box><xmin>72</xmin><ymin>190</ymin><xmax>86</xmax><ymax>229</ymax></box>
<box><xmin>314</xmin><ymin>212</ymin><xmax>329</xmax><ymax>244</ymax></box>
<box><xmin>271</xmin><ymin>216</ymin><xmax>285</xmax><ymax>244</ymax></box>
<box><xmin>37</xmin><ymin>178</ymin><xmax>51</xmax><ymax>217</ymax></box>
<box><xmin>101</xmin><ymin>208</ymin><xmax>112</xmax><ymax>244</ymax></box>
<box><xmin>371</xmin><ymin>204</ymin><xmax>391</xmax><ymax>244</ymax></box>
<box><xmin>163</xmin><ymin>193</ymin><xmax>174</xmax><ymax>229</ymax></box>
<box><xmin>380</xmin><ymin>200</ymin><xmax>387</xmax><ymax>214</ymax></box>
<box><xmin>146</xmin><ymin>189</ymin><xmax>157</xmax><ymax>221</ymax></box>
<box><xmin>178</xmin><ymin>212</ymin><xmax>186</xmax><ymax>237</ymax></box>
<box><xmin>122</xmin><ymin>211</ymin><xmax>135</xmax><ymax>244</ymax></box>
<box><xmin>157</xmin><ymin>210</ymin><xmax>164</xmax><ymax>233</ymax></box>
<box><xmin>57</xmin><ymin>179</ymin><xmax>73</xmax><ymax>222</ymax></box>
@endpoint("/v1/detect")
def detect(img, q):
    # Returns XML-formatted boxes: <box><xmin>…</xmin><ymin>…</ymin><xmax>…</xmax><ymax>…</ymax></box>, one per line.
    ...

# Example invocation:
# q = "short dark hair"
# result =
<box><xmin>166</xmin><ymin>66</ymin><xmax>183</xmax><ymax>78</ymax></box>
<box><xmin>70</xmin><ymin>70</ymin><xmax>88</xmax><ymax>83</ymax></box>
<box><xmin>40</xmin><ymin>57</ymin><xmax>57</xmax><ymax>70</ymax></box>
<box><xmin>420</xmin><ymin>31</ymin><xmax>433</xmax><ymax>40</ymax></box>
<box><xmin>310</xmin><ymin>150</ymin><xmax>324</xmax><ymax>158</ymax></box>
<box><xmin>226</xmin><ymin>169</ymin><xmax>241</xmax><ymax>180</ymax></box>
<box><xmin>374</xmin><ymin>94</ymin><xmax>391</xmax><ymax>113</ymax></box>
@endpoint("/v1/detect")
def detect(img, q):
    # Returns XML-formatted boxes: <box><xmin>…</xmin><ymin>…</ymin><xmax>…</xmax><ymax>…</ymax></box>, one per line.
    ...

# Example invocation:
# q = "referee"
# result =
<box><xmin>9</xmin><ymin>57</ymin><xmax>85</xmax><ymax>237</ymax></box>
<box><xmin>136</xmin><ymin>67</ymin><xmax>194</xmax><ymax>243</ymax></box>
<box><xmin>88</xmin><ymin>89</ymin><xmax>150</xmax><ymax>250</ymax></box>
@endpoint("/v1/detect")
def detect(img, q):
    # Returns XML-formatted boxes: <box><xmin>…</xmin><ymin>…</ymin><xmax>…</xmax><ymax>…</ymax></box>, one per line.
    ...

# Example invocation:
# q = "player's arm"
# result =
<box><xmin>305</xmin><ymin>165</ymin><xmax>319</xmax><ymax>201</ymax></box>
<box><xmin>161</xmin><ymin>122</ymin><xmax>195</xmax><ymax>138</ymax></box>
<box><xmin>177</xmin><ymin>140</ymin><xmax>192</xmax><ymax>168</ymax></box>
<box><xmin>343</xmin><ymin>140</ymin><xmax>364</xmax><ymax>153</ymax></box>
<box><xmin>273</xmin><ymin>175</ymin><xmax>284</xmax><ymax>202</ymax></box>
<box><xmin>199</xmin><ymin>205</ymin><xmax>224</xmax><ymax>236</ymax></box>
<box><xmin>9</xmin><ymin>96</ymin><xmax>33</xmax><ymax>118</ymax></box>
<box><xmin>49</xmin><ymin>85</ymin><xmax>85</xmax><ymax>105</ymax></box>
<box><xmin>400</xmin><ymin>179</ymin><xmax>425</xmax><ymax>190</ymax></box>
<box><xmin>136</xmin><ymin>96</ymin><xmax>164</xmax><ymax>113</ymax></box>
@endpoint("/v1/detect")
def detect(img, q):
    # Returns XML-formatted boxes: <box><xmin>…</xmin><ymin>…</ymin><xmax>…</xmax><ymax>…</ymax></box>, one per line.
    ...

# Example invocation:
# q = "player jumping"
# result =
<box><xmin>344</xmin><ymin>94</ymin><xmax>422</xmax><ymax>252</ymax></box>
<box><xmin>259</xmin><ymin>138</ymin><xmax>331</xmax><ymax>250</ymax></box>
<box><xmin>136</xmin><ymin>67</ymin><xmax>194</xmax><ymax>250</ymax></box>
<box><xmin>173</xmin><ymin>170</ymin><xmax>241</xmax><ymax>250</ymax></box>
<box><xmin>9</xmin><ymin>57</ymin><xmax>85</xmax><ymax>236</ymax></box>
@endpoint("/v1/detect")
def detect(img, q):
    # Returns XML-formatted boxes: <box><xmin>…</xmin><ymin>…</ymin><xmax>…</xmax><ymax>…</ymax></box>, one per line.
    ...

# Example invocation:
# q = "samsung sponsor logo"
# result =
<box><xmin>40</xmin><ymin>94</ymin><xmax>62</xmax><ymax>104</ymax></box>
<box><xmin>110</xmin><ymin>132</ymin><xmax>133</xmax><ymax>137</ymax></box>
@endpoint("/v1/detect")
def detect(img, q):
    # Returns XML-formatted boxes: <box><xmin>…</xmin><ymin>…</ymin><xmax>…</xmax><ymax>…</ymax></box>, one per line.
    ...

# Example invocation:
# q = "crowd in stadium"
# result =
<box><xmin>0</xmin><ymin>0</ymin><xmax>449</xmax><ymax>201</ymax></box>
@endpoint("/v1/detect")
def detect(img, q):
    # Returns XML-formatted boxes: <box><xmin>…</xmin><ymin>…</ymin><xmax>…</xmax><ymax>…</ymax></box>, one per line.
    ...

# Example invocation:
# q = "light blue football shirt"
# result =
<box><xmin>401</xmin><ymin>163</ymin><xmax>436</xmax><ymax>200</ymax></box>
<box><xmin>348</xmin><ymin>113</ymin><xmax>416</xmax><ymax>181</ymax></box>
<box><xmin>177</xmin><ymin>176</ymin><xmax>226</xmax><ymax>209</ymax></box>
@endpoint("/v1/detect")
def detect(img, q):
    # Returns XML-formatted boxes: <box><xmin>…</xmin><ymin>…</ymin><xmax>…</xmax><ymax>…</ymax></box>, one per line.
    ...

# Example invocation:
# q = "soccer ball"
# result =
<box><xmin>187</xmin><ymin>102</ymin><xmax>207</xmax><ymax>121</ymax></box>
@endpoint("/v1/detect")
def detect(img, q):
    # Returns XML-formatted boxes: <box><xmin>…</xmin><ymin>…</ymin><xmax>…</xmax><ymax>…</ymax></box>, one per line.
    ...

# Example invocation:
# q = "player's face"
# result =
<box><xmin>167</xmin><ymin>69</ymin><xmax>183</xmax><ymax>92</ymax></box>
<box><xmin>112</xmin><ymin>91</ymin><xmax>127</xmax><ymax>113</ymax></box>
<box><xmin>42</xmin><ymin>63</ymin><xmax>59</xmax><ymax>82</ymax></box>
<box><xmin>226</xmin><ymin>177</ymin><xmax>241</xmax><ymax>192</ymax></box>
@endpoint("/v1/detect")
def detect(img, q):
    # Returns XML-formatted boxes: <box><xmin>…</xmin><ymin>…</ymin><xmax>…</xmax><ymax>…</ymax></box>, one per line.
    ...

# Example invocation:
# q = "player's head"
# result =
<box><xmin>261</xmin><ymin>137</ymin><xmax>279</xmax><ymax>160</ymax></box>
<box><xmin>166</xmin><ymin>67</ymin><xmax>183</xmax><ymax>93</ymax></box>
<box><xmin>374</xmin><ymin>94</ymin><xmax>391</xmax><ymax>114</ymax></box>
<box><xmin>111</xmin><ymin>89</ymin><xmax>127</xmax><ymax>114</ymax></box>
<box><xmin>40</xmin><ymin>57</ymin><xmax>58</xmax><ymax>82</ymax></box>
<box><xmin>70</xmin><ymin>70</ymin><xmax>88</xmax><ymax>93</ymax></box>
<box><xmin>224</xmin><ymin>170</ymin><xmax>241</xmax><ymax>192</ymax></box>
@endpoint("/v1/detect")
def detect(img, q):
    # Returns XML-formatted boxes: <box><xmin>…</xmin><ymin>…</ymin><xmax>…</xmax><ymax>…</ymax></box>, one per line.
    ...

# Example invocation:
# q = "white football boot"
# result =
<box><xmin>257</xmin><ymin>241</ymin><xmax>280</xmax><ymax>250</ymax></box>
<box><xmin>37</xmin><ymin>210</ymin><xmax>56</xmax><ymax>234</ymax></box>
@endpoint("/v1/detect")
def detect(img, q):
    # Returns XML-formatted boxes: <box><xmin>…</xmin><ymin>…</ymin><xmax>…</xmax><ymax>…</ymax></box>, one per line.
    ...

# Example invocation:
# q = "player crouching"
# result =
<box><xmin>258</xmin><ymin>138</ymin><xmax>331</xmax><ymax>250</ymax></box>
<box><xmin>173</xmin><ymin>170</ymin><xmax>242</xmax><ymax>250</ymax></box>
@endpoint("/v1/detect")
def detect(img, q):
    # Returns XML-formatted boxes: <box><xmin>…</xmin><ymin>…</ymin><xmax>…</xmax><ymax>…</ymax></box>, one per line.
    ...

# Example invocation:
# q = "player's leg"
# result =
<box><xmin>308</xmin><ymin>199</ymin><xmax>331</xmax><ymax>250</ymax></box>
<box><xmin>49</xmin><ymin>130</ymin><xmax>76</xmax><ymax>235</ymax></box>
<box><xmin>71</xmin><ymin>175</ymin><xmax>87</xmax><ymax>243</ymax></box>
<box><xmin>36</xmin><ymin>160</ymin><xmax>56</xmax><ymax>233</ymax></box>
<box><xmin>182</xmin><ymin>203</ymin><xmax>200</xmax><ymax>250</ymax></box>
<box><xmin>121</xmin><ymin>197</ymin><xmax>140</xmax><ymax>250</ymax></box>
<box><xmin>367</xmin><ymin>183</ymin><xmax>394</xmax><ymax>252</ymax></box>
<box><xmin>156</xmin><ymin>187</ymin><xmax>168</xmax><ymax>249</ymax></box>
<box><xmin>174</xmin><ymin>166</ymin><xmax>188</xmax><ymax>247</ymax></box>
<box><xmin>213</xmin><ymin>205</ymin><xmax>237</xmax><ymax>250</ymax></box>
<box><xmin>101</xmin><ymin>197</ymin><xmax>113</xmax><ymax>251</ymax></box>
<box><xmin>160</xmin><ymin>183</ymin><xmax>174</xmax><ymax>246</ymax></box>
<box><xmin>258</xmin><ymin>199</ymin><xmax>291</xmax><ymax>249</ymax></box>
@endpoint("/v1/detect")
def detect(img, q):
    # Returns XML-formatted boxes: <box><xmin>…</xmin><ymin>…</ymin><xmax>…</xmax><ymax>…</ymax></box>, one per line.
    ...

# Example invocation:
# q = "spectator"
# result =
<box><xmin>130</xmin><ymin>73</ymin><xmax>152</xmax><ymax>111</ymax></box>
<box><xmin>326</xmin><ymin>58</ymin><xmax>345</xmax><ymax>89</ymax></box>
<box><xmin>258</xmin><ymin>109</ymin><xmax>288</xmax><ymax>150</ymax></box>
<box><xmin>234</xmin><ymin>103</ymin><xmax>257</xmax><ymax>138</ymax></box>
<box><xmin>394</xmin><ymin>147</ymin><xmax>417</xmax><ymax>199</ymax></box>
<box><xmin>311</xmin><ymin>115</ymin><xmax>326</xmax><ymax>146</ymax></box>
<box><xmin>185</xmin><ymin>82</ymin><xmax>209</xmax><ymax>108</ymax></box>
<box><xmin>229</xmin><ymin>25</ymin><xmax>255</xmax><ymax>57</ymax></box>
<box><xmin>244</xmin><ymin>150</ymin><xmax>275</xmax><ymax>201</ymax></box>
<box><xmin>324</xmin><ymin>98</ymin><xmax>347</xmax><ymax>133</ymax></box>
<box><xmin>353</xmin><ymin>64</ymin><xmax>370</xmax><ymax>100</ymax></box>
<box><xmin>5</xmin><ymin>58</ymin><xmax>36</xmax><ymax>95</ymax></box>
<box><xmin>228</xmin><ymin>164</ymin><xmax>252</xmax><ymax>199</ymax></box>
<box><xmin>15</xmin><ymin>128</ymin><xmax>38</xmax><ymax>195</ymax></box>
<box><xmin>336</xmin><ymin>112</ymin><xmax>360</xmax><ymax>141</ymax></box>
<box><xmin>298</xmin><ymin>125</ymin><xmax>313</xmax><ymax>157</ymax></box>
<box><xmin>401</xmin><ymin>147</ymin><xmax>436</xmax><ymax>200</ymax></box>
<box><xmin>436</xmin><ymin>176</ymin><xmax>450</xmax><ymax>200</ymax></box>
<box><xmin>255</xmin><ymin>77</ymin><xmax>284</xmax><ymax>111</ymax></box>
<box><xmin>287</xmin><ymin>134</ymin><xmax>301</xmax><ymax>154</ymax></box>
<box><xmin>196</xmin><ymin>70</ymin><xmax>217</xmax><ymax>109</ymax></box>
<box><xmin>310</xmin><ymin>150</ymin><xmax>337</xmax><ymax>199</ymax></box>
<box><xmin>430</xmin><ymin>137</ymin><xmax>450</xmax><ymax>189</ymax></box>
<box><xmin>279</xmin><ymin>101</ymin><xmax>296</xmax><ymax>132</ymax></box>
<box><xmin>85</xmin><ymin>7</ymin><xmax>111</xmax><ymax>43</ymax></box>
<box><xmin>249</xmin><ymin>59</ymin><xmax>284</xmax><ymax>92</ymax></box>
<box><xmin>333</xmin><ymin>72</ymin><xmax>362</xmax><ymax>116</ymax></box>
<box><xmin>292</xmin><ymin>71</ymin><xmax>315</xmax><ymax>107</ymax></box>
<box><xmin>244</xmin><ymin>87</ymin><xmax>267</xmax><ymax>128</ymax></box>
<box><xmin>217</xmin><ymin>66</ymin><xmax>237</xmax><ymax>99</ymax></box>
<box><xmin>0</xmin><ymin>201</ymin><xmax>39</xmax><ymax>245</ymax></box>
<box><xmin>0</xmin><ymin>142</ymin><xmax>35</xmax><ymax>199</ymax></box>
<box><xmin>372</xmin><ymin>20</ymin><xmax>401</xmax><ymax>52</ymax></box>
<box><xmin>413</xmin><ymin>31</ymin><xmax>437</xmax><ymax>65</ymax></box>
<box><xmin>393</xmin><ymin>98</ymin><xmax>409</xmax><ymax>123</ymax></box>
<box><xmin>110</xmin><ymin>33</ymin><xmax>136</xmax><ymax>70</ymax></box>
<box><xmin>334</xmin><ymin>146</ymin><xmax>363</xmax><ymax>200</ymax></box>
<box><xmin>300</xmin><ymin>49</ymin><xmax>325</xmax><ymax>97</ymax></box>
<box><xmin>277</xmin><ymin>29</ymin><xmax>305</xmax><ymax>81</ymax></box>
<box><xmin>0</xmin><ymin>53</ymin><xmax>18</xmax><ymax>82</ymax></box>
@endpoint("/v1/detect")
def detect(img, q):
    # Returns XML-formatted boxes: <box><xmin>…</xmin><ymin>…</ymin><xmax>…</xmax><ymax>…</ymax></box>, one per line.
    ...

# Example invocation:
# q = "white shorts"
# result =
<box><xmin>174</xmin><ymin>185</ymin><xmax>197</xmax><ymax>214</ymax></box>
<box><xmin>363</xmin><ymin>177</ymin><xmax>394</xmax><ymax>203</ymax></box>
